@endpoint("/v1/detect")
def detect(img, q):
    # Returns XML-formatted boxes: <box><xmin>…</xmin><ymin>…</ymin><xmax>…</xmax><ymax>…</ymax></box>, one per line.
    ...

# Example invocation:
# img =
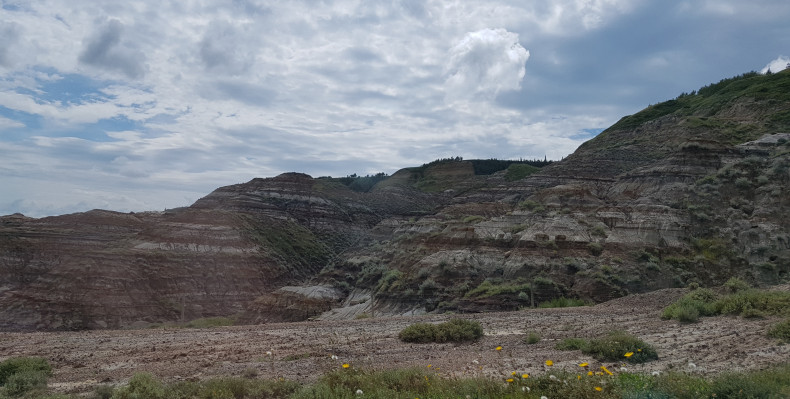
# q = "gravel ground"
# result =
<box><xmin>1</xmin><ymin>287</ymin><xmax>788</xmax><ymax>394</ymax></box>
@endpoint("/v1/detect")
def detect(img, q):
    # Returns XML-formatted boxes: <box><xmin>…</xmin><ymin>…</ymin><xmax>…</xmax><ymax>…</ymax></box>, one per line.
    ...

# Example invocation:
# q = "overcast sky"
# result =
<box><xmin>1</xmin><ymin>1</ymin><xmax>789</xmax><ymax>217</ymax></box>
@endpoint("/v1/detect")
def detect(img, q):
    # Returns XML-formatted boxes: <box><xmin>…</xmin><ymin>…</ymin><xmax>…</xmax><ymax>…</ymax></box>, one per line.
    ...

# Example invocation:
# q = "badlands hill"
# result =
<box><xmin>1</xmin><ymin>70</ymin><xmax>789</xmax><ymax>331</ymax></box>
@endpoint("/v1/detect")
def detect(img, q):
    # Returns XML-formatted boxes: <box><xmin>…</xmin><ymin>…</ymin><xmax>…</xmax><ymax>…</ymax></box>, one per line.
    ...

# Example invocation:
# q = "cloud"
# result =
<box><xmin>444</xmin><ymin>28</ymin><xmax>529</xmax><ymax>103</ymax></box>
<box><xmin>78</xmin><ymin>19</ymin><xmax>146</xmax><ymax>79</ymax></box>
<box><xmin>0</xmin><ymin>21</ymin><xmax>21</xmax><ymax>67</ymax></box>
<box><xmin>0</xmin><ymin>116</ymin><xmax>24</xmax><ymax>129</ymax></box>
<box><xmin>198</xmin><ymin>20</ymin><xmax>256</xmax><ymax>75</ymax></box>
<box><xmin>761</xmin><ymin>56</ymin><xmax>790</xmax><ymax>74</ymax></box>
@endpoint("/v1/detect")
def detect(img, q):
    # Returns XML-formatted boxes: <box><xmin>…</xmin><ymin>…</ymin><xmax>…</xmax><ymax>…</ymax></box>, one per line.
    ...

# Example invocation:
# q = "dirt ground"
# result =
<box><xmin>1</xmin><ymin>287</ymin><xmax>788</xmax><ymax>394</ymax></box>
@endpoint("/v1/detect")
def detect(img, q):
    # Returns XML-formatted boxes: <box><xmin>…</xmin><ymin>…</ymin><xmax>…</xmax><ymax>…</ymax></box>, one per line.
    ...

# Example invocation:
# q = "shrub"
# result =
<box><xmin>767</xmin><ymin>319</ymin><xmax>790</xmax><ymax>343</ymax></box>
<box><xmin>538</xmin><ymin>297</ymin><xmax>588</xmax><ymax>308</ymax></box>
<box><xmin>518</xmin><ymin>200</ymin><xmax>544</xmax><ymax>212</ymax></box>
<box><xmin>4</xmin><ymin>370</ymin><xmax>49</xmax><ymax>396</ymax></box>
<box><xmin>715</xmin><ymin>290</ymin><xmax>790</xmax><ymax>316</ymax></box>
<box><xmin>557</xmin><ymin>332</ymin><xmax>658</xmax><ymax>363</ymax></box>
<box><xmin>661</xmin><ymin>288</ymin><xmax>719</xmax><ymax>322</ymax></box>
<box><xmin>524</xmin><ymin>331</ymin><xmax>541</xmax><ymax>345</ymax></box>
<box><xmin>0</xmin><ymin>357</ymin><xmax>52</xmax><ymax>386</ymax></box>
<box><xmin>587</xmin><ymin>242</ymin><xmax>603</xmax><ymax>256</ymax></box>
<box><xmin>710</xmin><ymin>364</ymin><xmax>790</xmax><ymax>399</ymax></box>
<box><xmin>184</xmin><ymin>317</ymin><xmax>235</xmax><ymax>329</ymax></box>
<box><xmin>398</xmin><ymin>322</ymin><xmax>437</xmax><ymax>343</ymax></box>
<box><xmin>585</xmin><ymin>331</ymin><xmax>659</xmax><ymax>363</ymax></box>
<box><xmin>723</xmin><ymin>276</ymin><xmax>751</xmax><ymax>293</ymax></box>
<box><xmin>398</xmin><ymin>319</ymin><xmax>483</xmax><ymax>343</ymax></box>
<box><xmin>111</xmin><ymin>373</ymin><xmax>166</xmax><ymax>399</ymax></box>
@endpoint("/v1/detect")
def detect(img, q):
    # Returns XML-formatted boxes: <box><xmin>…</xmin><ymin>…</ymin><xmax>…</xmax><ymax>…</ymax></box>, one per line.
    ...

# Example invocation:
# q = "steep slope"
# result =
<box><xmin>315</xmin><ymin>70</ymin><xmax>790</xmax><ymax>317</ymax></box>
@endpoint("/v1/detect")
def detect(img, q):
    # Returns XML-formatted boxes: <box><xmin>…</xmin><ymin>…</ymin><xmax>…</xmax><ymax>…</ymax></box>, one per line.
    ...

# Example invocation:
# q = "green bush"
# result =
<box><xmin>584</xmin><ymin>331</ymin><xmax>659</xmax><ymax>363</ymax></box>
<box><xmin>557</xmin><ymin>332</ymin><xmax>658</xmax><ymax>364</ymax></box>
<box><xmin>4</xmin><ymin>370</ymin><xmax>49</xmax><ymax>397</ymax></box>
<box><xmin>587</xmin><ymin>242</ymin><xmax>603</xmax><ymax>256</ymax></box>
<box><xmin>768</xmin><ymin>319</ymin><xmax>790</xmax><ymax>343</ymax></box>
<box><xmin>710</xmin><ymin>364</ymin><xmax>790</xmax><ymax>399</ymax></box>
<box><xmin>538</xmin><ymin>297</ymin><xmax>588</xmax><ymax>308</ymax></box>
<box><xmin>184</xmin><ymin>317</ymin><xmax>235</xmax><ymax>329</ymax></box>
<box><xmin>0</xmin><ymin>357</ymin><xmax>52</xmax><ymax>386</ymax></box>
<box><xmin>715</xmin><ymin>290</ymin><xmax>790</xmax><ymax>316</ymax></box>
<box><xmin>111</xmin><ymin>373</ymin><xmax>165</xmax><ymax>399</ymax></box>
<box><xmin>524</xmin><ymin>331</ymin><xmax>541</xmax><ymax>344</ymax></box>
<box><xmin>723</xmin><ymin>277</ymin><xmax>751</xmax><ymax>293</ymax></box>
<box><xmin>661</xmin><ymin>288</ymin><xmax>719</xmax><ymax>322</ymax></box>
<box><xmin>398</xmin><ymin>319</ymin><xmax>483</xmax><ymax>343</ymax></box>
<box><xmin>555</xmin><ymin>338</ymin><xmax>588</xmax><ymax>351</ymax></box>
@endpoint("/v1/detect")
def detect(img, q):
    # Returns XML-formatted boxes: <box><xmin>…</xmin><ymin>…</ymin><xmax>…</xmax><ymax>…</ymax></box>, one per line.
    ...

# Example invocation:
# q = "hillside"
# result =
<box><xmin>1</xmin><ymin>70</ymin><xmax>789</xmax><ymax>331</ymax></box>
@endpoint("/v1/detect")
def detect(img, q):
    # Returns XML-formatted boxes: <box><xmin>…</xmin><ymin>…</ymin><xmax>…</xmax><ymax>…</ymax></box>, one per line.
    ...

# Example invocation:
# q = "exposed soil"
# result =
<box><xmin>1</xmin><ymin>287</ymin><xmax>788</xmax><ymax>394</ymax></box>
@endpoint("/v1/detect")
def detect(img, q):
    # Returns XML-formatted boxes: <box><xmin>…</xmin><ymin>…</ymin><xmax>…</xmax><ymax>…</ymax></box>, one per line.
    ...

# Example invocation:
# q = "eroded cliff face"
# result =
<box><xmin>2</xmin><ymin>71</ymin><xmax>790</xmax><ymax>330</ymax></box>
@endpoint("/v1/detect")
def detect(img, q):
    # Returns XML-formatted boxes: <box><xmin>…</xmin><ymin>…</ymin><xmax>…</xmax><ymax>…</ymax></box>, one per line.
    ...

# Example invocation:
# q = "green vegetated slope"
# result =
<box><xmin>553</xmin><ymin>69</ymin><xmax>790</xmax><ymax>178</ymax></box>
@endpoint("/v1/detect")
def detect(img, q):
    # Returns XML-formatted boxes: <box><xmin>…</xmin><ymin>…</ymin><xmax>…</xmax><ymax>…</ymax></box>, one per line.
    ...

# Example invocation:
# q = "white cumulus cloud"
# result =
<box><xmin>761</xmin><ymin>56</ymin><xmax>790</xmax><ymax>74</ymax></box>
<box><xmin>444</xmin><ymin>28</ymin><xmax>529</xmax><ymax>103</ymax></box>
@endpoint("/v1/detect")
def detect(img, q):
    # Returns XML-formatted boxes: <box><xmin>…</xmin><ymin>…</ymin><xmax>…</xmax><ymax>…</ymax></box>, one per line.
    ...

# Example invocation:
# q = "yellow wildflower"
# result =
<box><xmin>601</xmin><ymin>366</ymin><xmax>613</xmax><ymax>376</ymax></box>
<box><xmin>637</xmin><ymin>349</ymin><xmax>642</xmax><ymax>352</ymax></box>
<box><xmin>595</xmin><ymin>386</ymin><xmax>603</xmax><ymax>391</ymax></box>
<box><xmin>624</xmin><ymin>352</ymin><xmax>634</xmax><ymax>358</ymax></box>
<box><xmin>579</xmin><ymin>362</ymin><xmax>589</xmax><ymax>367</ymax></box>
<box><xmin>522</xmin><ymin>374</ymin><xmax>529</xmax><ymax>379</ymax></box>
<box><xmin>427</xmin><ymin>364</ymin><xmax>432</xmax><ymax>368</ymax></box>
<box><xmin>512</xmin><ymin>371</ymin><xmax>517</xmax><ymax>376</ymax></box>
<box><xmin>342</xmin><ymin>363</ymin><xmax>350</xmax><ymax>369</ymax></box>
<box><xmin>495</xmin><ymin>346</ymin><xmax>503</xmax><ymax>351</ymax></box>
<box><xmin>545</xmin><ymin>360</ymin><xmax>554</xmax><ymax>366</ymax></box>
<box><xmin>506</xmin><ymin>378</ymin><xmax>514</xmax><ymax>383</ymax></box>
<box><xmin>577</xmin><ymin>375</ymin><xmax>581</xmax><ymax>380</ymax></box>
<box><xmin>588</xmin><ymin>371</ymin><xmax>594</xmax><ymax>376</ymax></box>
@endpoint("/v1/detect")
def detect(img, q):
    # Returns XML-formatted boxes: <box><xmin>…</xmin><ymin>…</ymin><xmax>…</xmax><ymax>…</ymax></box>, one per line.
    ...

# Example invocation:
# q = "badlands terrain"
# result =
<box><xmin>2</xmin><ymin>287</ymin><xmax>788</xmax><ymax>394</ymax></box>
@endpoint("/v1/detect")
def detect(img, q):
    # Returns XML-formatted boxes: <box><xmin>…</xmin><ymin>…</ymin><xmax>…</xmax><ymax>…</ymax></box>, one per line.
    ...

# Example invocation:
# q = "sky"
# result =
<box><xmin>1</xmin><ymin>1</ymin><xmax>789</xmax><ymax>217</ymax></box>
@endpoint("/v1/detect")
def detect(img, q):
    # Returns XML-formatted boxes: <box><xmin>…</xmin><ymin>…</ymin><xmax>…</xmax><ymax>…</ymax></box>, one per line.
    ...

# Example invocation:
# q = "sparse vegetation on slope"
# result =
<box><xmin>662</xmin><ymin>281</ymin><xmax>790</xmax><ymax>323</ymax></box>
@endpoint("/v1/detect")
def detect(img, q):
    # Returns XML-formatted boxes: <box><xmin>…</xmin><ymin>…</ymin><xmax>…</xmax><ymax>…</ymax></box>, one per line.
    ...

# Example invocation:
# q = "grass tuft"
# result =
<box><xmin>556</xmin><ymin>331</ymin><xmax>658</xmax><ymax>364</ymax></box>
<box><xmin>398</xmin><ymin>319</ymin><xmax>483</xmax><ymax>343</ymax></box>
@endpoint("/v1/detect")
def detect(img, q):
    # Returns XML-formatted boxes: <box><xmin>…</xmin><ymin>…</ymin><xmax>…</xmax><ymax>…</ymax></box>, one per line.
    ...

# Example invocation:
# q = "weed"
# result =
<box><xmin>768</xmin><ymin>319</ymin><xmax>790</xmax><ymax>343</ymax></box>
<box><xmin>4</xmin><ymin>370</ymin><xmax>49</xmax><ymax>397</ymax></box>
<box><xmin>0</xmin><ymin>357</ymin><xmax>52</xmax><ymax>387</ymax></box>
<box><xmin>538</xmin><ymin>297</ymin><xmax>588</xmax><ymax>308</ymax></box>
<box><xmin>184</xmin><ymin>317</ymin><xmax>235</xmax><ymax>329</ymax></box>
<box><xmin>723</xmin><ymin>276</ymin><xmax>751</xmax><ymax>293</ymax></box>
<box><xmin>524</xmin><ymin>331</ymin><xmax>541</xmax><ymax>344</ymax></box>
<box><xmin>556</xmin><ymin>332</ymin><xmax>658</xmax><ymax>364</ymax></box>
<box><xmin>555</xmin><ymin>338</ymin><xmax>588</xmax><ymax>351</ymax></box>
<box><xmin>398</xmin><ymin>319</ymin><xmax>483</xmax><ymax>343</ymax></box>
<box><xmin>588</xmin><ymin>242</ymin><xmax>604</xmax><ymax>256</ymax></box>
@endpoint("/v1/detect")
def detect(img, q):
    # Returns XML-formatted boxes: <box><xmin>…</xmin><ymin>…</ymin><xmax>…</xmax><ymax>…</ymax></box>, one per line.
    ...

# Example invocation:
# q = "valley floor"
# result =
<box><xmin>1</xmin><ymin>287</ymin><xmax>788</xmax><ymax>394</ymax></box>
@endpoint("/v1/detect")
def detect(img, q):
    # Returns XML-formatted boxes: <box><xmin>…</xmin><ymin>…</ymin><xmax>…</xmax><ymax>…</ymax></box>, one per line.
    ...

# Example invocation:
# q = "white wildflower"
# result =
<box><xmin>330</xmin><ymin>354</ymin><xmax>338</xmax><ymax>360</ymax></box>
<box><xmin>652</xmin><ymin>370</ymin><xmax>661</xmax><ymax>376</ymax></box>
<box><xmin>549</xmin><ymin>374</ymin><xmax>557</xmax><ymax>380</ymax></box>
<box><xmin>620</xmin><ymin>367</ymin><xmax>628</xmax><ymax>372</ymax></box>
<box><xmin>355</xmin><ymin>389</ymin><xmax>363</xmax><ymax>395</ymax></box>
<box><xmin>688</xmin><ymin>362</ymin><xmax>697</xmax><ymax>369</ymax></box>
